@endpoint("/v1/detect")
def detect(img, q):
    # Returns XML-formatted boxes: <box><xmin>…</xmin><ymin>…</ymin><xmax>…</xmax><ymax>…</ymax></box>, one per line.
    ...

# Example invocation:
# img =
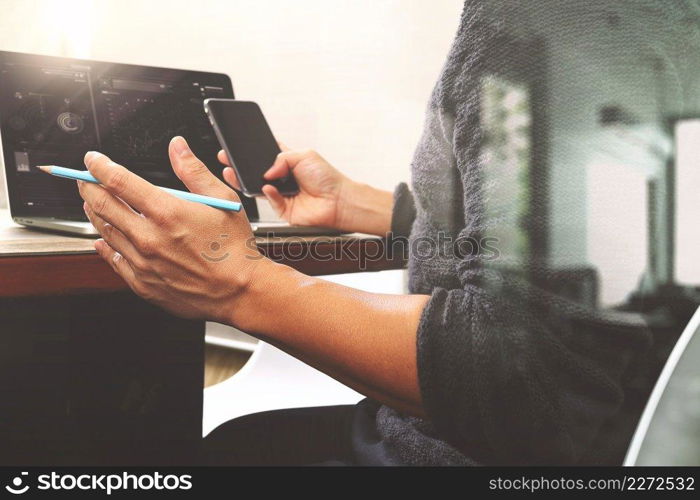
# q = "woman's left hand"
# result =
<box><xmin>78</xmin><ymin>136</ymin><xmax>265</xmax><ymax>324</ymax></box>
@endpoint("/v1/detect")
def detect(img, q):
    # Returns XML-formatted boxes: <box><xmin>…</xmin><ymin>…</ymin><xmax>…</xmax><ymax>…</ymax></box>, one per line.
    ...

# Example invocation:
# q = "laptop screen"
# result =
<box><xmin>0</xmin><ymin>50</ymin><xmax>257</xmax><ymax>220</ymax></box>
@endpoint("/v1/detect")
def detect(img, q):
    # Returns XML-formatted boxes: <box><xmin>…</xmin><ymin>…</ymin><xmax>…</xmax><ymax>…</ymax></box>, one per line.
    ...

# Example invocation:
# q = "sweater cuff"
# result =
<box><xmin>416</xmin><ymin>287</ymin><xmax>475</xmax><ymax>447</ymax></box>
<box><xmin>390</xmin><ymin>182</ymin><xmax>417</xmax><ymax>239</ymax></box>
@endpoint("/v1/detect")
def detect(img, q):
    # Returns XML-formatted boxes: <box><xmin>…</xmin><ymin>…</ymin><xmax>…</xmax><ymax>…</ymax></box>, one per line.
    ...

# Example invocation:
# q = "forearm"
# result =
<box><xmin>259</xmin><ymin>338</ymin><xmax>426</xmax><ymax>417</ymax></box>
<box><xmin>232</xmin><ymin>259</ymin><xmax>430</xmax><ymax>416</ymax></box>
<box><xmin>336</xmin><ymin>180</ymin><xmax>394</xmax><ymax>236</ymax></box>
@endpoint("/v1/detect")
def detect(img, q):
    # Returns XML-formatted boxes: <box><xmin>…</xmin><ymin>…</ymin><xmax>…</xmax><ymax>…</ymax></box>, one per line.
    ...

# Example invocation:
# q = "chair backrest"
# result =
<box><xmin>624</xmin><ymin>307</ymin><xmax>700</xmax><ymax>465</ymax></box>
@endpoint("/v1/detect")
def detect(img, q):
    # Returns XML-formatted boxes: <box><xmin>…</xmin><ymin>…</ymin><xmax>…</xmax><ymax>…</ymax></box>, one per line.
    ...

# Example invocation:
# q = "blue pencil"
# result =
<box><xmin>38</xmin><ymin>165</ymin><xmax>242</xmax><ymax>212</ymax></box>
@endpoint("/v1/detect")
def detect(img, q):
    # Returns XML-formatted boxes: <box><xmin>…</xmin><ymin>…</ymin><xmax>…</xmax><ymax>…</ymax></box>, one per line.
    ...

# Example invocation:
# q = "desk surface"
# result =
<box><xmin>0</xmin><ymin>210</ymin><xmax>406</xmax><ymax>297</ymax></box>
<box><xmin>0</xmin><ymin>213</ymin><xmax>96</xmax><ymax>256</ymax></box>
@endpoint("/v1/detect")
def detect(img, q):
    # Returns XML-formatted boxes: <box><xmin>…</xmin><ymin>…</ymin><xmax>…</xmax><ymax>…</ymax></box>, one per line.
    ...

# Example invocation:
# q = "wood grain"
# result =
<box><xmin>0</xmin><ymin>216</ymin><xmax>407</xmax><ymax>297</ymax></box>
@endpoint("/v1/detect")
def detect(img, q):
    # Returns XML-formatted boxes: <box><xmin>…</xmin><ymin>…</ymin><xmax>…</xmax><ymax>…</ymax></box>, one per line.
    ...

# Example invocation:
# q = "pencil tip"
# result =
<box><xmin>37</xmin><ymin>165</ymin><xmax>51</xmax><ymax>173</ymax></box>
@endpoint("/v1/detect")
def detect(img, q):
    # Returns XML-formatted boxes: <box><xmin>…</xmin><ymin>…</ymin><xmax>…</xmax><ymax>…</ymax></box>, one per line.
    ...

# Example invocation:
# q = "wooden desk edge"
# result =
<box><xmin>0</xmin><ymin>237</ymin><xmax>407</xmax><ymax>297</ymax></box>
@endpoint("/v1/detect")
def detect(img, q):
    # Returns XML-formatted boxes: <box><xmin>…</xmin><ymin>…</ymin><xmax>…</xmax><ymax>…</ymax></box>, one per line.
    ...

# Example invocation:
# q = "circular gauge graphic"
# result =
<box><xmin>56</xmin><ymin>111</ymin><xmax>85</xmax><ymax>134</ymax></box>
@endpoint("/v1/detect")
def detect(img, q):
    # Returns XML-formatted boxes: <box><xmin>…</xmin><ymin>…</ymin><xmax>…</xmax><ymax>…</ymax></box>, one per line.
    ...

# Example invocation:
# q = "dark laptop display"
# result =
<box><xmin>0</xmin><ymin>50</ymin><xmax>257</xmax><ymax>220</ymax></box>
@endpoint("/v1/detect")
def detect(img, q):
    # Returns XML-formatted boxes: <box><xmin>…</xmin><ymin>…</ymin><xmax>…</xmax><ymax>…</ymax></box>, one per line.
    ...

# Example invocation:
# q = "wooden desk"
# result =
<box><xmin>0</xmin><ymin>210</ymin><xmax>405</xmax><ymax>465</ymax></box>
<box><xmin>0</xmin><ymin>211</ymin><xmax>406</xmax><ymax>297</ymax></box>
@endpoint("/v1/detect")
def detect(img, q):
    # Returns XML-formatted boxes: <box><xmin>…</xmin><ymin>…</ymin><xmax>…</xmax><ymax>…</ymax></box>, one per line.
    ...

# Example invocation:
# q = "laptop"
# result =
<box><xmin>624</xmin><ymin>306</ymin><xmax>700</xmax><ymax>465</ymax></box>
<box><xmin>0</xmin><ymin>50</ymin><xmax>339</xmax><ymax>237</ymax></box>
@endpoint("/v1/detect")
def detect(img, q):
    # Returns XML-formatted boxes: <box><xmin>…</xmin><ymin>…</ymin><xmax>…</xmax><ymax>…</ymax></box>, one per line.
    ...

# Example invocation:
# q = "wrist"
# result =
<box><xmin>335</xmin><ymin>179</ymin><xmax>393</xmax><ymax>236</ymax></box>
<box><xmin>224</xmin><ymin>257</ymin><xmax>308</xmax><ymax>334</ymax></box>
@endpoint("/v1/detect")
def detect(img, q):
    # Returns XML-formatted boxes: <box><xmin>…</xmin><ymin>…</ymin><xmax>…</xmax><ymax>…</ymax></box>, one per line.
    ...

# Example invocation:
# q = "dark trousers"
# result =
<box><xmin>200</xmin><ymin>405</ymin><xmax>358</xmax><ymax>466</ymax></box>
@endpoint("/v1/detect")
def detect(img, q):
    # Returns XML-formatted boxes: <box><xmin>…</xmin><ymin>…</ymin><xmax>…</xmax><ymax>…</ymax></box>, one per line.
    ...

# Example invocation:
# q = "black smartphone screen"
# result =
<box><xmin>204</xmin><ymin>99</ymin><xmax>298</xmax><ymax>196</ymax></box>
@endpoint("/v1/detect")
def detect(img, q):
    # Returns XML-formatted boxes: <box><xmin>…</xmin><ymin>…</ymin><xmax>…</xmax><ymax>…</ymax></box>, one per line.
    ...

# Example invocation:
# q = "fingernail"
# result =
<box><xmin>171</xmin><ymin>136</ymin><xmax>190</xmax><ymax>157</ymax></box>
<box><xmin>84</xmin><ymin>151</ymin><xmax>100</xmax><ymax>167</ymax></box>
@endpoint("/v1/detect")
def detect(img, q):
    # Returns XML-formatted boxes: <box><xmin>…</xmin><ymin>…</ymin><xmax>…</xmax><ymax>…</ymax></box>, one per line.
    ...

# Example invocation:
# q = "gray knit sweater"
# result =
<box><xmin>357</xmin><ymin>0</ymin><xmax>658</xmax><ymax>465</ymax></box>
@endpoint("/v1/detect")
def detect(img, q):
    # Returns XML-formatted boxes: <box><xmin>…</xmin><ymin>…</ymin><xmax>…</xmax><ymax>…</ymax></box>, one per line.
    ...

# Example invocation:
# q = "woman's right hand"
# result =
<box><xmin>217</xmin><ymin>147</ymin><xmax>348</xmax><ymax>229</ymax></box>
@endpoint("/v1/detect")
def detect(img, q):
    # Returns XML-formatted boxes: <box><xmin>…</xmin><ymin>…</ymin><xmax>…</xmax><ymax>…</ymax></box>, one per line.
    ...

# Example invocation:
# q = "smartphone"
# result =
<box><xmin>203</xmin><ymin>99</ymin><xmax>299</xmax><ymax>197</ymax></box>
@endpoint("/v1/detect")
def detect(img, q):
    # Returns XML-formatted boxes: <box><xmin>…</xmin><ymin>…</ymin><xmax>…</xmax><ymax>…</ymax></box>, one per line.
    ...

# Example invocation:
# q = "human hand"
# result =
<box><xmin>78</xmin><ymin>136</ymin><xmax>269</xmax><ymax>325</ymax></box>
<box><xmin>218</xmin><ymin>146</ymin><xmax>351</xmax><ymax>229</ymax></box>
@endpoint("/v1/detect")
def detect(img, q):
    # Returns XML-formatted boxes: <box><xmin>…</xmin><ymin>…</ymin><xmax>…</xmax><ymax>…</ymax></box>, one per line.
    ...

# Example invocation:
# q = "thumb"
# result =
<box><xmin>262</xmin><ymin>184</ymin><xmax>289</xmax><ymax>219</ymax></box>
<box><xmin>169</xmin><ymin>136</ymin><xmax>237</xmax><ymax>201</ymax></box>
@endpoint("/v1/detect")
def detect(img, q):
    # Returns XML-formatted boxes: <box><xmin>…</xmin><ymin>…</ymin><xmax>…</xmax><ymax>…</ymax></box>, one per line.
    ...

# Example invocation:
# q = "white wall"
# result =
<box><xmin>0</xmin><ymin>0</ymin><xmax>464</xmax><ymax>210</ymax></box>
<box><xmin>586</xmin><ymin>162</ymin><xmax>648</xmax><ymax>306</ymax></box>
<box><xmin>675</xmin><ymin>120</ymin><xmax>700</xmax><ymax>287</ymax></box>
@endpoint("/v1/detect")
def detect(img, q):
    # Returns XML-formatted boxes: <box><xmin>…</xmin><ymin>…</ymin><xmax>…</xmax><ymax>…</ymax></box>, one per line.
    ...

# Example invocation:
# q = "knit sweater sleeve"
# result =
<box><xmin>410</xmin><ymin>103</ymin><xmax>652</xmax><ymax>462</ymax></box>
<box><xmin>409</xmin><ymin>63</ymin><xmax>651</xmax><ymax>466</ymax></box>
<box><xmin>390</xmin><ymin>182</ymin><xmax>416</xmax><ymax>239</ymax></box>
<box><xmin>416</xmin><ymin>279</ymin><xmax>650</xmax><ymax>464</ymax></box>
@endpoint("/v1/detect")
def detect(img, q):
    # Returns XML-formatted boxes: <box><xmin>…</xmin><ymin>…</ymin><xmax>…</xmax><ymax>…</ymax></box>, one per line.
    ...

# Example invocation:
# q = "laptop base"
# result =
<box><xmin>15</xmin><ymin>217</ymin><xmax>344</xmax><ymax>237</ymax></box>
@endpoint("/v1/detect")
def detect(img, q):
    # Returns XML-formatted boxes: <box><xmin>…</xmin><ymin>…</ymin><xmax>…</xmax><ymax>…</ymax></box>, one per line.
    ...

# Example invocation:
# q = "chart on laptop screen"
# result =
<box><xmin>0</xmin><ymin>51</ymin><xmax>234</xmax><ymax>219</ymax></box>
